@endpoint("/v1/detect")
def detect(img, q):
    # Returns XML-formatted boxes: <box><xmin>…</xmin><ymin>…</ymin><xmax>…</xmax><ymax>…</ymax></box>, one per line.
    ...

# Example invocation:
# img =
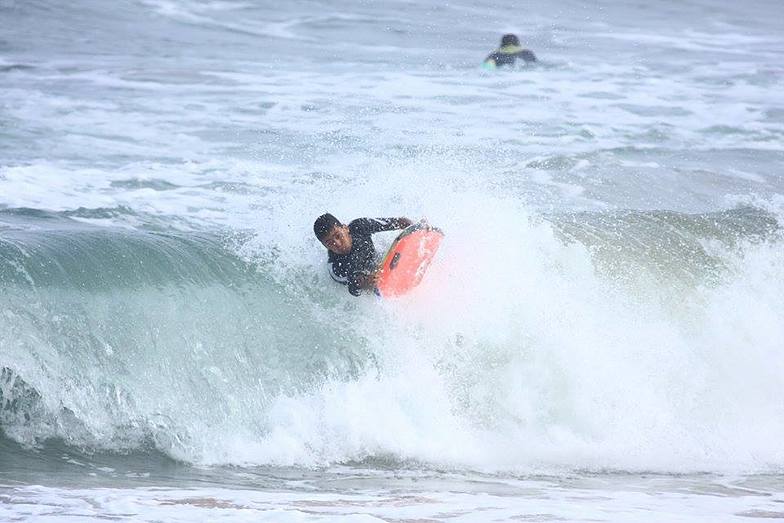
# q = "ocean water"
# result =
<box><xmin>1</xmin><ymin>0</ymin><xmax>784</xmax><ymax>521</ymax></box>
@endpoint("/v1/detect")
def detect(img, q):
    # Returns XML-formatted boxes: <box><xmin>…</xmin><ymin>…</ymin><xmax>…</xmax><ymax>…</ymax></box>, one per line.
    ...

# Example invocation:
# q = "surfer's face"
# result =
<box><xmin>321</xmin><ymin>225</ymin><xmax>352</xmax><ymax>254</ymax></box>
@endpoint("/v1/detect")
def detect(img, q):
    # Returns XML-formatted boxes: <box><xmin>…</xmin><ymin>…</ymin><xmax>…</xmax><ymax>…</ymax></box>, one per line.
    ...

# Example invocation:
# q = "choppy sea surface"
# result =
<box><xmin>1</xmin><ymin>0</ymin><xmax>784</xmax><ymax>521</ymax></box>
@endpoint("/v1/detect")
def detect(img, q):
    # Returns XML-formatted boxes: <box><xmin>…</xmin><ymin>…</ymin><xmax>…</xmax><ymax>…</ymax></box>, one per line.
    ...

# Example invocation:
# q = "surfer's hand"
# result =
<box><xmin>357</xmin><ymin>272</ymin><xmax>379</xmax><ymax>290</ymax></box>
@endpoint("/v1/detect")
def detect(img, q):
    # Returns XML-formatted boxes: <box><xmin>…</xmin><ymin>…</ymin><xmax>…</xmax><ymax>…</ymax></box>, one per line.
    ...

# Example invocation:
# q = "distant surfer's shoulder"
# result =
<box><xmin>518</xmin><ymin>49</ymin><xmax>536</xmax><ymax>62</ymax></box>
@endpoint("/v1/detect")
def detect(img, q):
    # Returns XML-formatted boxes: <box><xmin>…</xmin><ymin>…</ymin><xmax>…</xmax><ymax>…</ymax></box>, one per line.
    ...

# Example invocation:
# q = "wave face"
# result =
<box><xmin>1</xmin><ymin>205</ymin><xmax>783</xmax><ymax>473</ymax></box>
<box><xmin>0</xmin><ymin>210</ymin><xmax>372</xmax><ymax>460</ymax></box>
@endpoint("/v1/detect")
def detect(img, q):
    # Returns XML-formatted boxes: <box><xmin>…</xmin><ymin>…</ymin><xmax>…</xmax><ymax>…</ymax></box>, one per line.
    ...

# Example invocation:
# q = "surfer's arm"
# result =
<box><xmin>351</xmin><ymin>217</ymin><xmax>413</xmax><ymax>234</ymax></box>
<box><xmin>347</xmin><ymin>280</ymin><xmax>362</xmax><ymax>296</ymax></box>
<box><xmin>518</xmin><ymin>49</ymin><xmax>537</xmax><ymax>62</ymax></box>
<box><xmin>328</xmin><ymin>262</ymin><xmax>348</xmax><ymax>285</ymax></box>
<box><xmin>347</xmin><ymin>271</ymin><xmax>377</xmax><ymax>296</ymax></box>
<box><xmin>329</xmin><ymin>258</ymin><xmax>366</xmax><ymax>297</ymax></box>
<box><xmin>482</xmin><ymin>52</ymin><xmax>498</xmax><ymax>69</ymax></box>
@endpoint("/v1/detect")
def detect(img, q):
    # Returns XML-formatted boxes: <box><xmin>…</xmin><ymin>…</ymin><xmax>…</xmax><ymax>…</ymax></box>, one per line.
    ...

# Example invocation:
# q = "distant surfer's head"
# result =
<box><xmin>314</xmin><ymin>213</ymin><xmax>352</xmax><ymax>254</ymax></box>
<box><xmin>501</xmin><ymin>34</ymin><xmax>520</xmax><ymax>47</ymax></box>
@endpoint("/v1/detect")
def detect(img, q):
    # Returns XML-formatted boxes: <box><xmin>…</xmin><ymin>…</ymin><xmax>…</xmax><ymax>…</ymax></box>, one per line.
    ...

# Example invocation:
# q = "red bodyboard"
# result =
<box><xmin>375</xmin><ymin>222</ymin><xmax>444</xmax><ymax>298</ymax></box>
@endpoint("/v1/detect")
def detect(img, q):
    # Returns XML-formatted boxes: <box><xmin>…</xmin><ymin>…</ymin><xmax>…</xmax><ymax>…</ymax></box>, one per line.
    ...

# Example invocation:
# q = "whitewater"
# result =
<box><xmin>1</xmin><ymin>0</ymin><xmax>783</xmax><ymax>521</ymax></box>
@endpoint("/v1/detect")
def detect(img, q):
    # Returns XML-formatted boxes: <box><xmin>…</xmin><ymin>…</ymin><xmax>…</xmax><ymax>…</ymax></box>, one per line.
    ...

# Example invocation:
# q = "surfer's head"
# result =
<box><xmin>501</xmin><ymin>34</ymin><xmax>520</xmax><ymax>47</ymax></box>
<box><xmin>314</xmin><ymin>213</ymin><xmax>352</xmax><ymax>254</ymax></box>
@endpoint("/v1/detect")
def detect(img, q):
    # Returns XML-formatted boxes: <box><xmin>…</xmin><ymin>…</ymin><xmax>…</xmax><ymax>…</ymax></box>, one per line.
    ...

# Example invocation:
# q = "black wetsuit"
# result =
<box><xmin>327</xmin><ymin>217</ymin><xmax>409</xmax><ymax>296</ymax></box>
<box><xmin>485</xmin><ymin>45</ymin><xmax>537</xmax><ymax>67</ymax></box>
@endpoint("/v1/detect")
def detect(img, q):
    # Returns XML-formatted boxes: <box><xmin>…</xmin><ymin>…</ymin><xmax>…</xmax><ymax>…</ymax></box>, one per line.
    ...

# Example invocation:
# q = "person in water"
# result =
<box><xmin>483</xmin><ymin>33</ymin><xmax>537</xmax><ymax>69</ymax></box>
<box><xmin>313</xmin><ymin>213</ymin><xmax>413</xmax><ymax>296</ymax></box>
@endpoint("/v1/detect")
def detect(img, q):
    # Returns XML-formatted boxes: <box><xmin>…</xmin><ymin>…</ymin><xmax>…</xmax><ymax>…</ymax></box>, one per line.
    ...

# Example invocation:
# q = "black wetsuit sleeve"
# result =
<box><xmin>327</xmin><ymin>254</ymin><xmax>348</xmax><ymax>283</ymax></box>
<box><xmin>328</xmin><ymin>255</ymin><xmax>362</xmax><ymax>296</ymax></box>
<box><xmin>518</xmin><ymin>49</ymin><xmax>537</xmax><ymax>62</ymax></box>
<box><xmin>347</xmin><ymin>275</ymin><xmax>363</xmax><ymax>296</ymax></box>
<box><xmin>350</xmin><ymin>217</ymin><xmax>410</xmax><ymax>234</ymax></box>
